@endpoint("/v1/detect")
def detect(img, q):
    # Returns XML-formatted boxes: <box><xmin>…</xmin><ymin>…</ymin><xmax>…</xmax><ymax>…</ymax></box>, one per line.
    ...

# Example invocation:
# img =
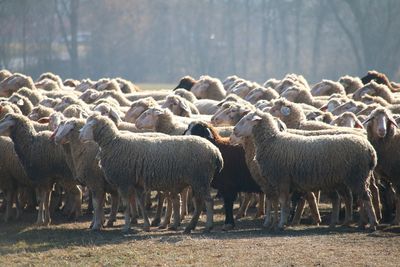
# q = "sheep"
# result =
<box><xmin>174</xmin><ymin>75</ymin><xmax>197</xmax><ymax>91</ymax></box>
<box><xmin>311</xmin><ymin>80</ymin><xmax>346</xmax><ymax>96</ymax></box>
<box><xmin>162</xmin><ymin>95</ymin><xmax>200</xmax><ymax>117</ymax></box>
<box><xmin>361</xmin><ymin>70</ymin><xmax>400</xmax><ymax>92</ymax></box>
<box><xmin>54</xmin><ymin>95</ymin><xmax>91</xmax><ymax>113</ymax></box>
<box><xmin>232</xmin><ymin>110</ymin><xmax>378</xmax><ymax>230</ymax></box>
<box><xmin>364</xmin><ymin>107</ymin><xmax>400</xmax><ymax>224</ymax></box>
<box><xmin>190</xmin><ymin>75</ymin><xmax>226</xmax><ymax>100</ymax></box>
<box><xmin>0</xmin><ymin>69</ymin><xmax>12</xmax><ymax>82</ymax></box>
<box><xmin>274</xmin><ymin>73</ymin><xmax>310</xmax><ymax>95</ymax></box>
<box><xmin>331</xmin><ymin>112</ymin><xmax>364</xmax><ymax>129</ymax></box>
<box><xmin>75</xmin><ymin>79</ymin><xmax>95</xmax><ymax>92</ymax></box>
<box><xmin>263</xmin><ymin>78</ymin><xmax>281</xmax><ymax>89</ymax></box>
<box><xmin>79</xmin><ymin>113</ymin><xmax>223</xmax><ymax>233</ymax></box>
<box><xmin>338</xmin><ymin>75</ymin><xmax>363</xmax><ymax>94</ymax></box>
<box><xmin>320</xmin><ymin>98</ymin><xmax>349</xmax><ymax>113</ymax></box>
<box><xmin>63</xmin><ymin>79</ymin><xmax>80</xmax><ymax>88</ymax></box>
<box><xmin>63</xmin><ymin>104</ymin><xmax>90</xmax><ymax>119</ymax></box>
<box><xmin>174</xmin><ymin>88</ymin><xmax>198</xmax><ymax>103</ymax></box>
<box><xmin>184</xmin><ymin>121</ymin><xmax>263</xmax><ymax>230</ymax></box>
<box><xmin>115</xmin><ymin>77</ymin><xmax>140</xmax><ymax>93</ymax></box>
<box><xmin>0</xmin><ymin>73</ymin><xmax>36</xmax><ymax>97</ymax></box>
<box><xmin>28</xmin><ymin>105</ymin><xmax>54</xmax><ymax>121</ymax></box>
<box><xmin>35</xmin><ymin>78</ymin><xmax>62</xmax><ymax>92</ymax></box>
<box><xmin>8</xmin><ymin>93</ymin><xmax>33</xmax><ymax>116</ymax></box>
<box><xmin>244</xmin><ymin>86</ymin><xmax>279</xmax><ymax>104</ymax></box>
<box><xmin>211</xmin><ymin>102</ymin><xmax>254</xmax><ymax>127</ymax></box>
<box><xmin>16</xmin><ymin>87</ymin><xmax>43</xmax><ymax>106</ymax></box>
<box><xmin>306</xmin><ymin>110</ymin><xmax>335</xmax><ymax>124</ymax></box>
<box><xmin>0</xmin><ymin>113</ymin><xmax>78</xmax><ymax>226</ymax></box>
<box><xmin>37</xmin><ymin>72</ymin><xmax>63</xmax><ymax>89</ymax></box>
<box><xmin>135</xmin><ymin>107</ymin><xmax>188</xmax><ymax>135</ymax></box>
<box><xmin>0</xmin><ymin>137</ymin><xmax>32</xmax><ymax>222</ymax></box>
<box><xmin>93</xmin><ymin>79</ymin><xmax>122</xmax><ymax>93</ymax></box>
<box><xmin>222</xmin><ymin>75</ymin><xmax>240</xmax><ymax>91</ymax></box>
<box><xmin>280</xmin><ymin>85</ymin><xmax>326</xmax><ymax>108</ymax></box>
<box><xmin>217</xmin><ymin>94</ymin><xmax>253</xmax><ymax>109</ymax></box>
<box><xmin>52</xmin><ymin>118</ymin><xmax>119</xmax><ymax>230</ymax></box>
<box><xmin>124</xmin><ymin>97</ymin><xmax>160</xmax><ymax>123</ymax></box>
<box><xmin>229</xmin><ymin>81</ymin><xmax>260</xmax><ymax>98</ymax></box>
<box><xmin>353</xmin><ymin>81</ymin><xmax>400</xmax><ymax>104</ymax></box>
<box><xmin>79</xmin><ymin>89</ymin><xmax>131</xmax><ymax>106</ymax></box>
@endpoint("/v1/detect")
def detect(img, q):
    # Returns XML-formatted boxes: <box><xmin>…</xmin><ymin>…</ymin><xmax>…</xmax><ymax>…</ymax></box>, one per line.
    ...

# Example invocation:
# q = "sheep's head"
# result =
<box><xmin>184</xmin><ymin>121</ymin><xmax>215</xmax><ymax>142</ymax></box>
<box><xmin>79</xmin><ymin>89</ymin><xmax>101</xmax><ymax>103</ymax></box>
<box><xmin>125</xmin><ymin>97</ymin><xmax>158</xmax><ymax>123</ymax></box>
<box><xmin>0</xmin><ymin>74</ymin><xmax>34</xmax><ymax>97</ymax></box>
<box><xmin>364</xmin><ymin>108</ymin><xmax>398</xmax><ymax>139</ymax></box>
<box><xmin>174</xmin><ymin>89</ymin><xmax>197</xmax><ymax>102</ymax></box>
<box><xmin>269</xmin><ymin>99</ymin><xmax>294</xmax><ymax>119</ymax></box>
<box><xmin>0</xmin><ymin>113</ymin><xmax>18</xmax><ymax>136</ymax></box>
<box><xmin>8</xmin><ymin>93</ymin><xmax>26</xmax><ymax>108</ymax></box>
<box><xmin>28</xmin><ymin>106</ymin><xmax>44</xmax><ymax>121</ymax></box>
<box><xmin>53</xmin><ymin>119</ymin><xmax>79</xmax><ymax>145</ymax></box>
<box><xmin>135</xmin><ymin>107</ymin><xmax>166</xmax><ymax>130</ymax></box>
<box><xmin>232</xmin><ymin>111</ymin><xmax>263</xmax><ymax>139</ymax></box>
<box><xmin>331</xmin><ymin>100</ymin><xmax>360</xmax><ymax>116</ymax></box>
<box><xmin>211</xmin><ymin>104</ymin><xmax>251</xmax><ymax>126</ymax></box>
<box><xmin>353</xmin><ymin>82</ymin><xmax>378</xmax><ymax>101</ymax></box>
<box><xmin>40</xmin><ymin>97</ymin><xmax>61</xmax><ymax>108</ymax></box>
<box><xmin>54</xmin><ymin>96</ymin><xmax>75</xmax><ymax>111</ymax></box>
<box><xmin>330</xmin><ymin>112</ymin><xmax>363</xmax><ymax>129</ymax></box>
<box><xmin>94</xmin><ymin>103</ymin><xmax>121</xmax><ymax>124</ymax></box>
<box><xmin>190</xmin><ymin>80</ymin><xmax>210</xmax><ymax>99</ymax></box>
<box><xmin>75</xmin><ymin>79</ymin><xmax>94</xmax><ymax>92</ymax></box>
<box><xmin>320</xmin><ymin>99</ymin><xmax>344</xmax><ymax>112</ymax></box>
<box><xmin>35</xmin><ymin>78</ymin><xmax>60</xmax><ymax>91</ymax></box>
<box><xmin>281</xmin><ymin>86</ymin><xmax>301</xmax><ymax>101</ymax></box>
<box><xmin>173</xmin><ymin>75</ymin><xmax>197</xmax><ymax>91</ymax></box>
<box><xmin>162</xmin><ymin>95</ymin><xmax>191</xmax><ymax>117</ymax></box>
<box><xmin>230</xmin><ymin>81</ymin><xmax>254</xmax><ymax>98</ymax></box>
<box><xmin>244</xmin><ymin>87</ymin><xmax>264</xmax><ymax>103</ymax></box>
<box><xmin>263</xmin><ymin>78</ymin><xmax>280</xmax><ymax>89</ymax></box>
<box><xmin>79</xmin><ymin>114</ymin><xmax>101</xmax><ymax>142</ymax></box>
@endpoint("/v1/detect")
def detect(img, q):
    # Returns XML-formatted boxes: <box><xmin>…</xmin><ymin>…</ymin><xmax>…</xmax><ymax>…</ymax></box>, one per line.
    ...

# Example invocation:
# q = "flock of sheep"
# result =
<box><xmin>0</xmin><ymin>69</ymin><xmax>399</xmax><ymax>234</ymax></box>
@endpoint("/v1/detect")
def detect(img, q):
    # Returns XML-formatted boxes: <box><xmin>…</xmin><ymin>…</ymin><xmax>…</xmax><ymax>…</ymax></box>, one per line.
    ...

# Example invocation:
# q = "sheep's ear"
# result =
<box><xmin>319</xmin><ymin>104</ymin><xmax>328</xmax><ymax>112</ymax></box>
<box><xmin>362</xmin><ymin>116</ymin><xmax>373</xmax><ymax>125</ymax></box>
<box><xmin>354</xmin><ymin>120</ymin><xmax>364</xmax><ymax>129</ymax></box>
<box><xmin>16</xmin><ymin>99</ymin><xmax>24</xmax><ymax>106</ymax></box>
<box><xmin>275</xmin><ymin>118</ymin><xmax>287</xmax><ymax>131</ymax></box>
<box><xmin>388</xmin><ymin>116</ymin><xmax>399</xmax><ymax>128</ymax></box>
<box><xmin>280</xmin><ymin>106</ymin><xmax>291</xmax><ymax>116</ymax></box>
<box><xmin>109</xmin><ymin>109</ymin><xmax>121</xmax><ymax>123</ymax></box>
<box><xmin>89</xmin><ymin>91</ymin><xmax>100</xmax><ymax>100</ymax></box>
<box><xmin>179</xmin><ymin>100</ymin><xmax>191</xmax><ymax>113</ymax></box>
<box><xmin>7</xmin><ymin>76</ymin><xmax>19</xmax><ymax>86</ymax></box>
<box><xmin>205</xmin><ymin>128</ymin><xmax>214</xmax><ymax>140</ymax></box>
<box><xmin>38</xmin><ymin>117</ymin><xmax>50</xmax><ymax>124</ymax></box>
<box><xmin>251</xmin><ymin>114</ymin><xmax>262</xmax><ymax>121</ymax></box>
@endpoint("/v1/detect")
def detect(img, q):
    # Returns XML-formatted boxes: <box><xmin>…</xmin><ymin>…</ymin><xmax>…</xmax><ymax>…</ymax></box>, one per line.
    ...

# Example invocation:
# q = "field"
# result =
<box><xmin>1</xmin><ymin>201</ymin><xmax>400</xmax><ymax>266</ymax></box>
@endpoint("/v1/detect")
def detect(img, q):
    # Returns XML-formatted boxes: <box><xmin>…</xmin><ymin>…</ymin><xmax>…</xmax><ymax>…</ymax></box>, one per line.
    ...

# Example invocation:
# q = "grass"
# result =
<box><xmin>1</xmin><ymin>201</ymin><xmax>400</xmax><ymax>266</ymax></box>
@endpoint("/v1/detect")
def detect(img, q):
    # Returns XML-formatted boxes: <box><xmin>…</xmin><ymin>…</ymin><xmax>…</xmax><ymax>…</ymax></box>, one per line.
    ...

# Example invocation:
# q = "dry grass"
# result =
<box><xmin>1</xmin><ymin>201</ymin><xmax>400</xmax><ymax>266</ymax></box>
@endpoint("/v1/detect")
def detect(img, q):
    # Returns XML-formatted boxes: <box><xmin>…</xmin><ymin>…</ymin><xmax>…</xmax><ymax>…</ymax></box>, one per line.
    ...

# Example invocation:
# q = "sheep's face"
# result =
<box><xmin>244</xmin><ymin>88</ymin><xmax>264</xmax><ymax>103</ymax></box>
<box><xmin>184</xmin><ymin>122</ymin><xmax>214</xmax><ymax>141</ymax></box>
<box><xmin>331</xmin><ymin>113</ymin><xmax>363</xmax><ymax>129</ymax></box>
<box><xmin>281</xmin><ymin>87</ymin><xmax>300</xmax><ymax>102</ymax></box>
<box><xmin>311</xmin><ymin>83</ymin><xmax>330</xmax><ymax>96</ymax></box>
<box><xmin>211</xmin><ymin>108</ymin><xmax>233</xmax><ymax>126</ymax></box>
<box><xmin>230</xmin><ymin>83</ymin><xmax>252</xmax><ymax>98</ymax></box>
<box><xmin>54</xmin><ymin>97</ymin><xmax>73</xmax><ymax>111</ymax></box>
<box><xmin>49</xmin><ymin>112</ymin><xmax>65</xmax><ymax>131</ymax></box>
<box><xmin>75</xmin><ymin>80</ymin><xmax>93</xmax><ymax>92</ymax></box>
<box><xmin>125</xmin><ymin>104</ymin><xmax>148</xmax><ymax>123</ymax></box>
<box><xmin>54</xmin><ymin>120</ymin><xmax>76</xmax><ymax>145</ymax></box>
<box><xmin>40</xmin><ymin>98</ymin><xmax>61</xmax><ymax>108</ymax></box>
<box><xmin>0</xmin><ymin>114</ymin><xmax>16</xmax><ymax>136</ymax></box>
<box><xmin>135</xmin><ymin>108</ymin><xmax>163</xmax><ymax>130</ymax></box>
<box><xmin>162</xmin><ymin>96</ymin><xmax>190</xmax><ymax>116</ymax></box>
<box><xmin>354</xmin><ymin>85</ymin><xmax>376</xmax><ymax>100</ymax></box>
<box><xmin>269</xmin><ymin>102</ymin><xmax>291</xmax><ymax>119</ymax></box>
<box><xmin>28</xmin><ymin>108</ymin><xmax>41</xmax><ymax>121</ymax></box>
<box><xmin>94</xmin><ymin>104</ymin><xmax>121</xmax><ymax>124</ymax></box>
<box><xmin>191</xmin><ymin>81</ymin><xmax>209</xmax><ymax>99</ymax></box>
<box><xmin>331</xmin><ymin>101</ymin><xmax>358</xmax><ymax>116</ymax></box>
<box><xmin>365</xmin><ymin>110</ymin><xmax>398</xmax><ymax>138</ymax></box>
<box><xmin>9</xmin><ymin>95</ymin><xmax>25</xmax><ymax>107</ymax></box>
<box><xmin>79</xmin><ymin>118</ymin><xmax>96</xmax><ymax>142</ymax></box>
<box><xmin>0</xmin><ymin>76</ymin><xmax>23</xmax><ymax>97</ymax></box>
<box><xmin>80</xmin><ymin>89</ymin><xmax>100</xmax><ymax>103</ymax></box>
<box><xmin>232</xmin><ymin>112</ymin><xmax>261</xmax><ymax>138</ymax></box>
<box><xmin>320</xmin><ymin>99</ymin><xmax>341</xmax><ymax>112</ymax></box>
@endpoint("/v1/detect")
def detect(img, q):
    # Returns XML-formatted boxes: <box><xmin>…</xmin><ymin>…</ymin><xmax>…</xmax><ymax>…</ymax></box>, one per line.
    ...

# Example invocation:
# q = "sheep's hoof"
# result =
<box><xmin>151</xmin><ymin>218</ymin><xmax>161</xmax><ymax>227</ymax></box>
<box><xmin>222</xmin><ymin>224</ymin><xmax>234</xmax><ymax>231</ymax></box>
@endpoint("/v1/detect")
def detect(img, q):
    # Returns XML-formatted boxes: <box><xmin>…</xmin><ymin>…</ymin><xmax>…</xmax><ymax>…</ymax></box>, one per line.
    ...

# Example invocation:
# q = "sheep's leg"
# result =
<box><xmin>277</xmin><ymin>191</ymin><xmax>290</xmax><ymax>230</ymax></box>
<box><xmin>306</xmin><ymin>192</ymin><xmax>321</xmax><ymax>225</ymax></box>
<box><xmin>159</xmin><ymin>195</ymin><xmax>172</xmax><ymax>229</ymax></box>
<box><xmin>35</xmin><ymin>188</ymin><xmax>44</xmax><ymax>225</ymax></box>
<box><xmin>204</xmin><ymin>191</ymin><xmax>214</xmax><ymax>232</ymax></box>
<box><xmin>360</xmin><ymin>188</ymin><xmax>378</xmax><ymax>230</ymax></box>
<box><xmin>222</xmin><ymin>194</ymin><xmax>235</xmax><ymax>231</ymax></box>
<box><xmin>145</xmin><ymin>191</ymin><xmax>152</xmax><ymax>210</ymax></box>
<box><xmin>43</xmin><ymin>190</ymin><xmax>52</xmax><ymax>226</ymax></box>
<box><xmin>106</xmin><ymin>191</ymin><xmax>119</xmax><ymax>227</ymax></box>
<box><xmin>3</xmin><ymin>190</ymin><xmax>13</xmax><ymax>223</ymax></box>
<box><xmin>118</xmin><ymin>189</ymin><xmax>132</xmax><ymax>233</ymax></box>
<box><xmin>129</xmin><ymin>192</ymin><xmax>138</xmax><ymax>225</ymax></box>
<box><xmin>86</xmin><ymin>190</ymin><xmax>93</xmax><ymax>215</ymax></box>
<box><xmin>255</xmin><ymin>193</ymin><xmax>265</xmax><ymax>218</ymax></box>
<box><xmin>91</xmin><ymin>190</ymin><xmax>105</xmax><ymax>230</ymax></box>
<box><xmin>263</xmin><ymin>197</ymin><xmax>272</xmax><ymax>228</ymax></box>
<box><xmin>337</xmin><ymin>185</ymin><xmax>353</xmax><ymax>226</ymax></box>
<box><xmin>184</xmin><ymin>195</ymin><xmax>202</xmax><ymax>234</ymax></box>
<box><xmin>291</xmin><ymin>194</ymin><xmax>306</xmax><ymax>226</ymax></box>
<box><xmin>272</xmin><ymin>199</ymin><xmax>280</xmax><ymax>229</ymax></box>
<box><xmin>135</xmin><ymin>187</ymin><xmax>151</xmax><ymax>232</ymax></box>
<box><xmin>369</xmin><ymin>174</ymin><xmax>382</xmax><ymax>222</ymax></box>
<box><xmin>236</xmin><ymin>193</ymin><xmax>251</xmax><ymax>219</ymax></box>
<box><xmin>180</xmin><ymin>187</ymin><xmax>189</xmax><ymax>221</ymax></box>
<box><xmin>151</xmin><ymin>191</ymin><xmax>164</xmax><ymax>227</ymax></box>
<box><xmin>169</xmin><ymin>193</ymin><xmax>181</xmax><ymax>230</ymax></box>
<box><xmin>328</xmin><ymin>191</ymin><xmax>340</xmax><ymax>228</ymax></box>
<box><xmin>392</xmin><ymin>192</ymin><xmax>400</xmax><ymax>225</ymax></box>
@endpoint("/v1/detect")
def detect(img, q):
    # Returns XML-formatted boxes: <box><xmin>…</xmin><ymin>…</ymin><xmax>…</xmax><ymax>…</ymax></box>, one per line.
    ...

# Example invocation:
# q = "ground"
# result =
<box><xmin>1</xmin><ymin>201</ymin><xmax>399</xmax><ymax>266</ymax></box>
